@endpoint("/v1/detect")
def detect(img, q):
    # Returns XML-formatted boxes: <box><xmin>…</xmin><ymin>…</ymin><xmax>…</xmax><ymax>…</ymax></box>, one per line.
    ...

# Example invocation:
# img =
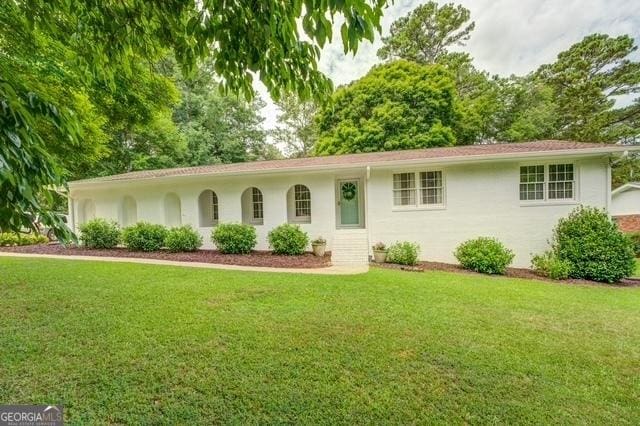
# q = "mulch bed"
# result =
<box><xmin>0</xmin><ymin>244</ymin><xmax>331</xmax><ymax>269</ymax></box>
<box><xmin>372</xmin><ymin>260</ymin><xmax>640</xmax><ymax>287</ymax></box>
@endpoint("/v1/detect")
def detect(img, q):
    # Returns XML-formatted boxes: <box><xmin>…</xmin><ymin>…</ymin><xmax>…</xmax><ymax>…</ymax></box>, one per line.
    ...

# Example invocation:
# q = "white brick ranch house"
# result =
<box><xmin>67</xmin><ymin>140</ymin><xmax>639</xmax><ymax>267</ymax></box>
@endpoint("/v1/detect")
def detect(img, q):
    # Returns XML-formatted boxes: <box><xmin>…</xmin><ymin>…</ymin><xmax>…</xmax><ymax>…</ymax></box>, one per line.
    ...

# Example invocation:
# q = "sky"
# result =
<box><xmin>256</xmin><ymin>0</ymin><xmax>640</xmax><ymax>132</ymax></box>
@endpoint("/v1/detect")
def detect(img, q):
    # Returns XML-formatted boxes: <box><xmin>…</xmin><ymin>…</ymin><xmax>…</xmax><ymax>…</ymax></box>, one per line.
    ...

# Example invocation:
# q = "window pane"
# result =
<box><xmin>252</xmin><ymin>188</ymin><xmax>263</xmax><ymax>219</ymax></box>
<box><xmin>520</xmin><ymin>165</ymin><xmax>544</xmax><ymax>200</ymax></box>
<box><xmin>548</xmin><ymin>164</ymin><xmax>574</xmax><ymax>200</ymax></box>
<box><xmin>211</xmin><ymin>191</ymin><xmax>219</xmax><ymax>221</ymax></box>
<box><xmin>420</xmin><ymin>171</ymin><xmax>443</xmax><ymax>205</ymax></box>
<box><xmin>393</xmin><ymin>173</ymin><xmax>416</xmax><ymax>206</ymax></box>
<box><xmin>294</xmin><ymin>184</ymin><xmax>311</xmax><ymax>217</ymax></box>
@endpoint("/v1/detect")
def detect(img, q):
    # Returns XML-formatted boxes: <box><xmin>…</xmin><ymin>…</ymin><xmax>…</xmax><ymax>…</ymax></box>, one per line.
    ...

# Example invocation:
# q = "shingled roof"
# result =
<box><xmin>71</xmin><ymin>140</ymin><xmax>636</xmax><ymax>186</ymax></box>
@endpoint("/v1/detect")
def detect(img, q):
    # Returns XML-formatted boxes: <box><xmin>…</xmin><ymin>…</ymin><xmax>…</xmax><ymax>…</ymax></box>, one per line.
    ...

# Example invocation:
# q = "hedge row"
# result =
<box><xmin>79</xmin><ymin>220</ymin><xmax>312</xmax><ymax>255</ymax></box>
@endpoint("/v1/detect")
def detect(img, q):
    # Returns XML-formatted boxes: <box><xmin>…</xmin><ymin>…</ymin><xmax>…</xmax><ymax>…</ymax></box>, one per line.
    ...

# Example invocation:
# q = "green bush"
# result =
<box><xmin>386</xmin><ymin>241</ymin><xmax>420</xmax><ymax>266</ymax></box>
<box><xmin>79</xmin><ymin>218</ymin><xmax>121</xmax><ymax>249</ymax></box>
<box><xmin>531</xmin><ymin>251</ymin><xmax>571</xmax><ymax>280</ymax></box>
<box><xmin>122</xmin><ymin>222</ymin><xmax>168</xmax><ymax>252</ymax></box>
<box><xmin>552</xmin><ymin>206</ymin><xmax>635</xmax><ymax>283</ymax></box>
<box><xmin>268</xmin><ymin>224</ymin><xmax>309</xmax><ymax>255</ymax></box>
<box><xmin>627</xmin><ymin>232</ymin><xmax>640</xmax><ymax>257</ymax></box>
<box><xmin>211</xmin><ymin>223</ymin><xmax>257</xmax><ymax>254</ymax></box>
<box><xmin>165</xmin><ymin>225</ymin><xmax>203</xmax><ymax>252</ymax></box>
<box><xmin>0</xmin><ymin>233</ymin><xmax>19</xmax><ymax>246</ymax></box>
<box><xmin>0</xmin><ymin>233</ymin><xmax>48</xmax><ymax>246</ymax></box>
<box><xmin>455</xmin><ymin>237</ymin><xmax>514</xmax><ymax>275</ymax></box>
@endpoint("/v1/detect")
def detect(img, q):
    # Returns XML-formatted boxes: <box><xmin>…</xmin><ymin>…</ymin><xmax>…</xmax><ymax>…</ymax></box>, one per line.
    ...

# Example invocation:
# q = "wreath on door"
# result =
<box><xmin>341</xmin><ymin>182</ymin><xmax>357</xmax><ymax>201</ymax></box>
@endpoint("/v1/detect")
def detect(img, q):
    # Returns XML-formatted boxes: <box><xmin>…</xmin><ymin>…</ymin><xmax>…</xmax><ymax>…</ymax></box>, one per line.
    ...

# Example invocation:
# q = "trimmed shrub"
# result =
<box><xmin>386</xmin><ymin>241</ymin><xmax>420</xmax><ymax>266</ymax></box>
<box><xmin>455</xmin><ymin>237</ymin><xmax>514</xmax><ymax>275</ymax></box>
<box><xmin>531</xmin><ymin>251</ymin><xmax>571</xmax><ymax>280</ymax></box>
<box><xmin>165</xmin><ymin>225</ymin><xmax>203</xmax><ymax>252</ymax></box>
<box><xmin>552</xmin><ymin>206</ymin><xmax>635</xmax><ymax>283</ymax></box>
<box><xmin>122</xmin><ymin>222</ymin><xmax>168</xmax><ymax>252</ymax></box>
<box><xmin>211</xmin><ymin>223</ymin><xmax>257</xmax><ymax>254</ymax></box>
<box><xmin>0</xmin><ymin>233</ymin><xmax>19</xmax><ymax>246</ymax></box>
<box><xmin>0</xmin><ymin>233</ymin><xmax>48</xmax><ymax>246</ymax></box>
<box><xmin>79</xmin><ymin>218</ymin><xmax>120</xmax><ymax>249</ymax></box>
<box><xmin>628</xmin><ymin>232</ymin><xmax>640</xmax><ymax>257</ymax></box>
<box><xmin>268</xmin><ymin>224</ymin><xmax>309</xmax><ymax>255</ymax></box>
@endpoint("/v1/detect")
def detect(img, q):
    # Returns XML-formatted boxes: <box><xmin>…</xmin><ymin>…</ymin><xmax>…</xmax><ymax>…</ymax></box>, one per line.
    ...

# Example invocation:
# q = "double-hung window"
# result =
<box><xmin>393</xmin><ymin>171</ymin><xmax>444</xmax><ymax>208</ymax></box>
<box><xmin>519</xmin><ymin>164</ymin><xmax>575</xmax><ymax>202</ymax></box>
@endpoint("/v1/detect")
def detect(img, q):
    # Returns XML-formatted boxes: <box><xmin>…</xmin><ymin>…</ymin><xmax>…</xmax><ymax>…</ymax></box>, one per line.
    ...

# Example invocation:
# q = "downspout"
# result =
<box><xmin>365</xmin><ymin>165</ymin><xmax>372</xmax><ymax>261</ymax></box>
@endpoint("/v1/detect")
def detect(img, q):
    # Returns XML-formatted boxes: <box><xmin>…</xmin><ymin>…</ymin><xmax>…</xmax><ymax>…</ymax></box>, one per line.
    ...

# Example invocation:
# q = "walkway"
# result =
<box><xmin>0</xmin><ymin>252</ymin><xmax>369</xmax><ymax>275</ymax></box>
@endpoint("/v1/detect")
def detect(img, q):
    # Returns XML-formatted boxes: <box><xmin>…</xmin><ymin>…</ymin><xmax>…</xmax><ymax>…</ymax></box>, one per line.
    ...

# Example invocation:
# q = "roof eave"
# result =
<box><xmin>69</xmin><ymin>145</ymin><xmax>636</xmax><ymax>190</ymax></box>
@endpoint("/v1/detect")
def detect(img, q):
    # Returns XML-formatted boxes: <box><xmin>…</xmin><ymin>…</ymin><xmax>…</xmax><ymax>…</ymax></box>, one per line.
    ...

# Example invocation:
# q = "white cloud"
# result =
<box><xmin>257</xmin><ymin>0</ymin><xmax>640</xmax><ymax>130</ymax></box>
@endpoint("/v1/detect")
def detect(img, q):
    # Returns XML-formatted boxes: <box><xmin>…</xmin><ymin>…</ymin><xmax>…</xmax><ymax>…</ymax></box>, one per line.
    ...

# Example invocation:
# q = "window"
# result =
<box><xmin>252</xmin><ymin>187</ymin><xmax>263</xmax><ymax>220</ymax></box>
<box><xmin>548</xmin><ymin>164</ymin><xmax>574</xmax><ymax>200</ymax></box>
<box><xmin>294</xmin><ymin>185</ymin><xmax>311</xmax><ymax>218</ymax></box>
<box><xmin>241</xmin><ymin>187</ymin><xmax>263</xmax><ymax>225</ymax></box>
<box><xmin>198</xmin><ymin>190</ymin><xmax>218</xmax><ymax>227</ymax></box>
<box><xmin>212</xmin><ymin>191</ymin><xmax>219</xmax><ymax>222</ymax></box>
<box><xmin>519</xmin><ymin>165</ymin><xmax>545</xmax><ymax>201</ymax></box>
<box><xmin>519</xmin><ymin>164</ymin><xmax>575</xmax><ymax>202</ymax></box>
<box><xmin>420</xmin><ymin>171</ymin><xmax>443</xmax><ymax>205</ymax></box>
<box><xmin>393</xmin><ymin>173</ymin><xmax>416</xmax><ymax>206</ymax></box>
<box><xmin>393</xmin><ymin>171</ymin><xmax>444</xmax><ymax>208</ymax></box>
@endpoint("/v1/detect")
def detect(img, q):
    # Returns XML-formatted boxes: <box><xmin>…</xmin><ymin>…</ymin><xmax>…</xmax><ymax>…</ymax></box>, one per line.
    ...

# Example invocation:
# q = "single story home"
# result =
<box><xmin>68</xmin><ymin>140</ymin><xmax>639</xmax><ymax>267</ymax></box>
<box><xmin>611</xmin><ymin>182</ymin><xmax>640</xmax><ymax>232</ymax></box>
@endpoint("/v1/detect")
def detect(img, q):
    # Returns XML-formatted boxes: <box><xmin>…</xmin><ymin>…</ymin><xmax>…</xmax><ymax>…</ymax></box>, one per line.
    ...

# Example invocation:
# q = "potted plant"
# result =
<box><xmin>372</xmin><ymin>242</ymin><xmax>388</xmax><ymax>263</ymax></box>
<box><xmin>311</xmin><ymin>236</ymin><xmax>326</xmax><ymax>257</ymax></box>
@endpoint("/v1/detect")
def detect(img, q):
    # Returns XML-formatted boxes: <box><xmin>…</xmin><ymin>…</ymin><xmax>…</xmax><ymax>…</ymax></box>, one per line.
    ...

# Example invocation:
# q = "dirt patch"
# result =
<box><xmin>0</xmin><ymin>244</ymin><xmax>331</xmax><ymax>269</ymax></box>
<box><xmin>372</xmin><ymin>260</ymin><xmax>640</xmax><ymax>287</ymax></box>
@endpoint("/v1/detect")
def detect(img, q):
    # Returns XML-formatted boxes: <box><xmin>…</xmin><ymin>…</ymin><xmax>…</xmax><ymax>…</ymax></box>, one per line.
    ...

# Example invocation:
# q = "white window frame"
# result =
<box><xmin>252</xmin><ymin>187</ymin><xmax>263</xmax><ymax>223</ymax></box>
<box><xmin>519</xmin><ymin>162</ymin><xmax>578</xmax><ymax>206</ymax></box>
<box><xmin>293</xmin><ymin>184</ymin><xmax>311</xmax><ymax>221</ymax></box>
<box><xmin>211</xmin><ymin>191</ymin><xmax>219</xmax><ymax>225</ymax></box>
<box><xmin>392</xmin><ymin>169</ymin><xmax>446</xmax><ymax>211</ymax></box>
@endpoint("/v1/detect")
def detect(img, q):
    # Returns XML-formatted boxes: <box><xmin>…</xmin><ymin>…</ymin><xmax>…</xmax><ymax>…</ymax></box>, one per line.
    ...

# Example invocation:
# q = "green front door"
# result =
<box><xmin>338</xmin><ymin>179</ymin><xmax>361</xmax><ymax>227</ymax></box>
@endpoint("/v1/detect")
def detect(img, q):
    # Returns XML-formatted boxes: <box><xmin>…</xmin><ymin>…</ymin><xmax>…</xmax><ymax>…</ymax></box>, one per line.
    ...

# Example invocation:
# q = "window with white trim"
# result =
<box><xmin>393</xmin><ymin>173</ymin><xmax>416</xmax><ymax>206</ymax></box>
<box><xmin>252</xmin><ymin>187</ymin><xmax>263</xmax><ymax>220</ymax></box>
<box><xmin>294</xmin><ymin>184</ymin><xmax>311</xmax><ymax>218</ymax></box>
<box><xmin>548</xmin><ymin>164</ymin><xmax>574</xmax><ymax>199</ymax></box>
<box><xmin>519</xmin><ymin>163</ymin><xmax>575</xmax><ymax>202</ymax></box>
<box><xmin>393</xmin><ymin>171</ymin><xmax>444</xmax><ymax>207</ymax></box>
<box><xmin>420</xmin><ymin>171</ymin><xmax>443</xmax><ymax>205</ymax></box>
<box><xmin>519</xmin><ymin>165</ymin><xmax>545</xmax><ymax>201</ymax></box>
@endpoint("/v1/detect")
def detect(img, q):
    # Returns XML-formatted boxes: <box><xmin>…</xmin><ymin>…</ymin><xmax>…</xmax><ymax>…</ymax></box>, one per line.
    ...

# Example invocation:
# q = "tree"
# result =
<box><xmin>1</xmin><ymin>0</ymin><xmax>388</xmax><ymax>238</ymax></box>
<box><xmin>537</xmin><ymin>34</ymin><xmax>640</xmax><ymax>142</ymax></box>
<box><xmin>272</xmin><ymin>94</ymin><xmax>319</xmax><ymax>158</ymax></box>
<box><xmin>376</xmin><ymin>3</ymin><xmax>498</xmax><ymax>144</ymax></box>
<box><xmin>377</xmin><ymin>1</ymin><xmax>475</xmax><ymax>63</ymax></box>
<box><xmin>169</xmin><ymin>59</ymin><xmax>279</xmax><ymax>165</ymax></box>
<box><xmin>315</xmin><ymin>60</ymin><xmax>459</xmax><ymax>155</ymax></box>
<box><xmin>490</xmin><ymin>75</ymin><xmax>559</xmax><ymax>142</ymax></box>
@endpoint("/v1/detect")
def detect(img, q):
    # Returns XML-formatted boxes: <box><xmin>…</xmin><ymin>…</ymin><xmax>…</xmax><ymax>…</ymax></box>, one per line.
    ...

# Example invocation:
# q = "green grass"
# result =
<box><xmin>1</xmin><ymin>258</ymin><xmax>639</xmax><ymax>424</ymax></box>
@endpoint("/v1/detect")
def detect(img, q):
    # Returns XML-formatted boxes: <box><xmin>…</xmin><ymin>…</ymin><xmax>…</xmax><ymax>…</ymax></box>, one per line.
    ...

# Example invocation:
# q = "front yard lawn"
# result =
<box><xmin>1</xmin><ymin>257</ymin><xmax>639</xmax><ymax>423</ymax></box>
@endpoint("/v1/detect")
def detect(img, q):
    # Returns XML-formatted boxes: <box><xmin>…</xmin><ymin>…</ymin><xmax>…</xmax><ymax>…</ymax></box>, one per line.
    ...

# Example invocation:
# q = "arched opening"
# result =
<box><xmin>77</xmin><ymin>199</ymin><xmax>96</xmax><ymax>226</ymax></box>
<box><xmin>119</xmin><ymin>196</ymin><xmax>137</xmax><ymax>227</ymax></box>
<box><xmin>241</xmin><ymin>187</ymin><xmax>263</xmax><ymax>225</ymax></box>
<box><xmin>164</xmin><ymin>193</ymin><xmax>182</xmax><ymax>227</ymax></box>
<box><xmin>287</xmin><ymin>184</ymin><xmax>311</xmax><ymax>223</ymax></box>
<box><xmin>198</xmin><ymin>190</ymin><xmax>219</xmax><ymax>227</ymax></box>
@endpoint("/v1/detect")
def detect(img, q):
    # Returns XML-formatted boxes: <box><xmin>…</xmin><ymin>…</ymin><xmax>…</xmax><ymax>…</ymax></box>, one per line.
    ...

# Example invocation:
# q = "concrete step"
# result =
<box><xmin>332</xmin><ymin>229</ymin><xmax>369</xmax><ymax>266</ymax></box>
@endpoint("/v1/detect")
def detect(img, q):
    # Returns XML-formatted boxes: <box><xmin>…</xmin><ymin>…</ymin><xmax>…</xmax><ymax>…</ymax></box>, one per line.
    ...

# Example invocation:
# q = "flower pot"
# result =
<box><xmin>373</xmin><ymin>250</ymin><xmax>387</xmax><ymax>263</ymax></box>
<box><xmin>312</xmin><ymin>243</ymin><xmax>326</xmax><ymax>257</ymax></box>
